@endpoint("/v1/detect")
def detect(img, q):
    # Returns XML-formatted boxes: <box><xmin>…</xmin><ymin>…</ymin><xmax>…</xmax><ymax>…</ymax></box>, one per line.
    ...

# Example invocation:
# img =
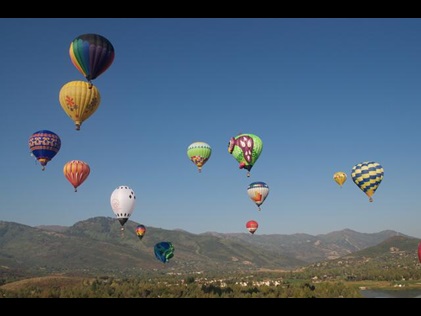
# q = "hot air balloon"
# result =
<box><xmin>69</xmin><ymin>33</ymin><xmax>115</xmax><ymax>85</ymax></box>
<box><xmin>29</xmin><ymin>130</ymin><xmax>61</xmax><ymax>171</ymax></box>
<box><xmin>187</xmin><ymin>141</ymin><xmax>212</xmax><ymax>173</ymax></box>
<box><xmin>110</xmin><ymin>186</ymin><xmax>136</xmax><ymax>231</ymax></box>
<box><xmin>247</xmin><ymin>181</ymin><xmax>269</xmax><ymax>211</ymax></box>
<box><xmin>154</xmin><ymin>241</ymin><xmax>175</xmax><ymax>263</ymax></box>
<box><xmin>136</xmin><ymin>224</ymin><xmax>146</xmax><ymax>240</ymax></box>
<box><xmin>246</xmin><ymin>220</ymin><xmax>259</xmax><ymax>235</ymax></box>
<box><xmin>59</xmin><ymin>80</ymin><xmax>101</xmax><ymax>131</ymax></box>
<box><xmin>228</xmin><ymin>133</ymin><xmax>263</xmax><ymax>177</ymax></box>
<box><xmin>351</xmin><ymin>161</ymin><xmax>384</xmax><ymax>202</ymax></box>
<box><xmin>63</xmin><ymin>160</ymin><xmax>90</xmax><ymax>192</ymax></box>
<box><xmin>333</xmin><ymin>171</ymin><xmax>347</xmax><ymax>188</ymax></box>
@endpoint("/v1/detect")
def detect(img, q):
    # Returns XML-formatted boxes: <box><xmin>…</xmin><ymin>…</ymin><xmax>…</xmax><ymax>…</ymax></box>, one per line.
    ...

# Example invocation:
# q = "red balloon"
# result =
<box><xmin>246</xmin><ymin>220</ymin><xmax>259</xmax><ymax>235</ymax></box>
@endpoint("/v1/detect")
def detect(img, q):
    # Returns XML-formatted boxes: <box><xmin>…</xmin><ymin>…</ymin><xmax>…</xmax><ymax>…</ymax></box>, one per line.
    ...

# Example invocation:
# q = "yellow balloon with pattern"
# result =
<box><xmin>333</xmin><ymin>171</ymin><xmax>347</xmax><ymax>188</ymax></box>
<box><xmin>59</xmin><ymin>81</ymin><xmax>101</xmax><ymax>131</ymax></box>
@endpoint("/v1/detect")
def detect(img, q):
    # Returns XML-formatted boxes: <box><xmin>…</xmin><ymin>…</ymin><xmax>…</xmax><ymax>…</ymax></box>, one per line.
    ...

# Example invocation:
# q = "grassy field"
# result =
<box><xmin>0</xmin><ymin>275</ymin><xmax>94</xmax><ymax>292</ymax></box>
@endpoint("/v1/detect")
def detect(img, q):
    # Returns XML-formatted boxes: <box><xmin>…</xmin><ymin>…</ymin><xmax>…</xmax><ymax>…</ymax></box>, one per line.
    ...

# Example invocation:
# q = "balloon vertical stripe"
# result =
<box><xmin>69</xmin><ymin>34</ymin><xmax>115</xmax><ymax>82</ymax></box>
<box><xmin>63</xmin><ymin>160</ymin><xmax>90</xmax><ymax>192</ymax></box>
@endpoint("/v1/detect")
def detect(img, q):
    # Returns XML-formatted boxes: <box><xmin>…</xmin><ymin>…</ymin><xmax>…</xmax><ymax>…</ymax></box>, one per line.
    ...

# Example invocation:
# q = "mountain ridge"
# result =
<box><xmin>0</xmin><ymin>216</ymin><xmax>417</xmax><ymax>279</ymax></box>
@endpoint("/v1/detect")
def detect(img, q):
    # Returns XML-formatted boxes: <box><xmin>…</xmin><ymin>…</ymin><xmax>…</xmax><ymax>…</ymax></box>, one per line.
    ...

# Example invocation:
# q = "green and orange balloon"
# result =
<box><xmin>187</xmin><ymin>142</ymin><xmax>212</xmax><ymax>173</ymax></box>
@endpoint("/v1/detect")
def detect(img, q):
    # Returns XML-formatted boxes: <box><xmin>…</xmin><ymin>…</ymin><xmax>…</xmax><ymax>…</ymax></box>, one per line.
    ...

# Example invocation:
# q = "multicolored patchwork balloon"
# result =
<box><xmin>351</xmin><ymin>161</ymin><xmax>384</xmax><ymax>202</ymax></box>
<box><xmin>228</xmin><ymin>133</ymin><xmax>263</xmax><ymax>177</ymax></box>
<box><xmin>69</xmin><ymin>33</ymin><xmax>115</xmax><ymax>84</ymax></box>
<box><xmin>187</xmin><ymin>142</ymin><xmax>212</xmax><ymax>173</ymax></box>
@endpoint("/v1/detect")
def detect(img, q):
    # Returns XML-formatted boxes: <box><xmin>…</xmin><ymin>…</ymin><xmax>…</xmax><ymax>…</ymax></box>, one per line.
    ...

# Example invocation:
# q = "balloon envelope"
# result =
<box><xmin>110</xmin><ymin>186</ymin><xmax>136</xmax><ymax>227</ymax></box>
<box><xmin>69</xmin><ymin>33</ymin><xmax>115</xmax><ymax>83</ymax></box>
<box><xmin>136</xmin><ymin>224</ymin><xmax>146</xmax><ymax>240</ymax></box>
<box><xmin>29</xmin><ymin>130</ymin><xmax>61</xmax><ymax>171</ymax></box>
<box><xmin>187</xmin><ymin>142</ymin><xmax>212</xmax><ymax>173</ymax></box>
<box><xmin>247</xmin><ymin>181</ymin><xmax>269</xmax><ymax>211</ymax></box>
<box><xmin>63</xmin><ymin>160</ymin><xmax>90</xmax><ymax>192</ymax></box>
<box><xmin>351</xmin><ymin>161</ymin><xmax>384</xmax><ymax>202</ymax></box>
<box><xmin>228</xmin><ymin>133</ymin><xmax>263</xmax><ymax>177</ymax></box>
<box><xmin>333</xmin><ymin>171</ymin><xmax>347</xmax><ymax>187</ymax></box>
<box><xmin>154</xmin><ymin>241</ymin><xmax>174</xmax><ymax>263</ymax></box>
<box><xmin>59</xmin><ymin>81</ymin><xmax>101</xmax><ymax>130</ymax></box>
<box><xmin>246</xmin><ymin>220</ymin><xmax>259</xmax><ymax>234</ymax></box>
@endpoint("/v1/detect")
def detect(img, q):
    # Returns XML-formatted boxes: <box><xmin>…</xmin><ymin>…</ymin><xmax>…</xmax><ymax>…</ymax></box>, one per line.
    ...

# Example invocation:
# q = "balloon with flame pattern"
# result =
<box><xmin>247</xmin><ymin>181</ymin><xmax>269</xmax><ymax>211</ymax></box>
<box><xmin>135</xmin><ymin>224</ymin><xmax>146</xmax><ymax>240</ymax></box>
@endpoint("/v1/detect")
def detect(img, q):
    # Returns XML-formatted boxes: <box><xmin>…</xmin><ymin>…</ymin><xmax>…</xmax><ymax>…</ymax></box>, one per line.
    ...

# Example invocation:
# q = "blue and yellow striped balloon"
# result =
<box><xmin>351</xmin><ymin>161</ymin><xmax>384</xmax><ymax>202</ymax></box>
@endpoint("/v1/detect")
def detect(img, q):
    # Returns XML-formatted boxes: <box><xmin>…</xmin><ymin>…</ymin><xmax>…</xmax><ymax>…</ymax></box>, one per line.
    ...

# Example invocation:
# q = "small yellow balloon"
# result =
<box><xmin>333</xmin><ymin>171</ymin><xmax>347</xmax><ymax>188</ymax></box>
<box><xmin>59</xmin><ymin>81</ymin><xmax>101</xmax><ymax>130</ymax></box>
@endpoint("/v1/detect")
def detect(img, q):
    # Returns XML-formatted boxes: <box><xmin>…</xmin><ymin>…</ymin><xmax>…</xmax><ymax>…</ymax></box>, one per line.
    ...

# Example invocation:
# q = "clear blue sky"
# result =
<box><xmin>1</xmin><ymin>18</ymin><xmax>420</xmax><ymax>238</ymax></box>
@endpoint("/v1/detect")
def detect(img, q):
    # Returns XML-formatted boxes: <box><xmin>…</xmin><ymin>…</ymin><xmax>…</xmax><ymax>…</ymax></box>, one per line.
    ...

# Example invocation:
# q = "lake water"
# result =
<box><xmin>361</xmin><ymin>289</ymin><xmax>421</xmax><ymax>298</ymax></box>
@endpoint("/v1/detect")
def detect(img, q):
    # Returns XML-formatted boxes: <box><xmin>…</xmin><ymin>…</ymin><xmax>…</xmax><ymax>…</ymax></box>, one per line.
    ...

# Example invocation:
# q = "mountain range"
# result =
<box><xmin>0</xmin><ymin>216</ymin><xmax>418</xmax><ymax>279</ymax></box>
